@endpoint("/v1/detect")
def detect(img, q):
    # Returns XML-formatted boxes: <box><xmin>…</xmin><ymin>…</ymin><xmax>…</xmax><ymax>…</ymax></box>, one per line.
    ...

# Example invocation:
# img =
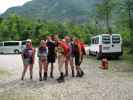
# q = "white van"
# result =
<box><xmin>0</xmin><ymin>41</ymin><xmax>26</xmax><ymax>54</ymax></box>
<box><xmin>89</xmin><ymin>34</ymin><xmax>123</xmax><ymax>59</ymax></box>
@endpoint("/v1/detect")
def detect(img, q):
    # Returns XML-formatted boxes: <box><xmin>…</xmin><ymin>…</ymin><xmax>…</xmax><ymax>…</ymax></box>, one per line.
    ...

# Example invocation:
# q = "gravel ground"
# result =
<box><xmin>0</xmin><ymin>55</ymin><xmax>133</xmax><ymax>100</ymax></box>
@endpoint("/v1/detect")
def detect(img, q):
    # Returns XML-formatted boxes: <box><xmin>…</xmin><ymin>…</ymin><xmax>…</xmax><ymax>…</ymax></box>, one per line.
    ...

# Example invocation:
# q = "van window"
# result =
<box><xmin>92</xmin><ymin>38</ymin><xmax>95</xmax><ymax>44</ymax></box>
<box><xmin>102</xmin><ymin>36</ymin><xmax>110</xmax><ymax>44</ymax></box>
<box><xmin>22</xmin><ymin>41</ymin><xmax>26</xmax><ymax>45</ymax></box>
<box><xmin>112</xmin><ymin>35</ymin><xmax>120</xmax><ymax>43</ymax></box>
<box><xmin>92</xmin><ymin>37</ymin><xmax>99</xmax><ymax>44</ymax></box>
<box><xmin>95</xmin><ymin>37</ymin><xmax>99</xmax><ymax>44</ymax></box>
<box><xmin>0</xmin><ymin>42</ymin><xmax>3</xmax><ymax>46</ymax></box>
<box><xmin>4</xmin><ymin>42</ymin><xmax>19</xmax><ymax>46</ymax></box>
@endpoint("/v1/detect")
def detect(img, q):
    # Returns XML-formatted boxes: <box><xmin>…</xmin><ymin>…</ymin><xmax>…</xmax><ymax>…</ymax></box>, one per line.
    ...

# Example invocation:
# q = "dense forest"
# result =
<box><xmin>0</xmin><ymin>0</ymin><xmax>133</xmax><ymax>52</ymax></box>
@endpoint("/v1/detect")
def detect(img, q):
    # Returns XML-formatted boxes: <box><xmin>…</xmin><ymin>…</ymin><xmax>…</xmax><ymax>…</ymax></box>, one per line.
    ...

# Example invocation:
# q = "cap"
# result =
<box><xmin>26</xmin><ymin>39</ymin><xmax>32</xmax><ymax>42</ymax></box>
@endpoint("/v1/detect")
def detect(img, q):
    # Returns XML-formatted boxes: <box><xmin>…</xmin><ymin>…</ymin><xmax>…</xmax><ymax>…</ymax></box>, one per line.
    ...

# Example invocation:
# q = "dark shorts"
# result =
<box><xmin>47</xmin><ymin>54</ymin><xmax>56</xmax><ymax>63</ymax></box>
<box><xmin>74</xmin><ymin>54</ymin><xmax>81</xmax><ymax>66</ymax></box>
<box><xmin>23</xmin><ymin>58</ymin><xmax>33</xmax><ymax>65</ymax></box>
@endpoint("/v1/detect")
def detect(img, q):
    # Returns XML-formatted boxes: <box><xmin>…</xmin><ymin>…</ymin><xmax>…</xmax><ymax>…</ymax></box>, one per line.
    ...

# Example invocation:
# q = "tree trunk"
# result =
<box><xmin>105</xmin><ymin>1</ymin><xmax>112</xmax><ymax>34</ymax></box>
<box><xmin>127</xmin><ymin>0</ymin><xmax>133</xmax><ymax>40</ymax></box>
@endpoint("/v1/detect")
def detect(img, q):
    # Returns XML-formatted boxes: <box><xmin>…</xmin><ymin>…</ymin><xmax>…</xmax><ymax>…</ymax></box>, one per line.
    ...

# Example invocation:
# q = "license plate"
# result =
<box><xmin>103</xmin><ymin>47</ymin><xmax>110</xmax><ymax>50</ymax></box>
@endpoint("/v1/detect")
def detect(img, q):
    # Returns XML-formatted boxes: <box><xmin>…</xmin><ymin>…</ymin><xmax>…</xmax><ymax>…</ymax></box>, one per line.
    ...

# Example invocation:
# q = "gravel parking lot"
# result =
<box><xmin>0</xmin><ymin>54</ymin><xmax>133</xmax><ymax>100</ymax></box>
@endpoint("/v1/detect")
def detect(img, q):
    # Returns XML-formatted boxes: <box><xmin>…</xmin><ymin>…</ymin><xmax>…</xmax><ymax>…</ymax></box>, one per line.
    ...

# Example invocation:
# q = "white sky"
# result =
<box><xmin>0</xmin><ymin>0</ymin><xmax>32</xmax><ymax>14</ymax></box>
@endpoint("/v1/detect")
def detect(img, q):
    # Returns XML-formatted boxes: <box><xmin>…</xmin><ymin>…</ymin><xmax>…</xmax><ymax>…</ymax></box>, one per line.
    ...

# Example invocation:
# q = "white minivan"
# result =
<box><xmin>0</xmin><ymin>41</ymin><xmax>26</xmax><ymax>54</ymax></box>
<box><xmin>89</xmin><ymin>34</ymin><xmax>123</xmax><ymax>59</ymax></box>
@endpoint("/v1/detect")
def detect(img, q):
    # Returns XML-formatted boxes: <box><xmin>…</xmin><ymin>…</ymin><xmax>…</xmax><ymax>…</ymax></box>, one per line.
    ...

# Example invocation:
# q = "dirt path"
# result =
<box><xmin>0</xmin><ymin>55</ymin><xmax>133</xmax><ymax>100</ymax></box>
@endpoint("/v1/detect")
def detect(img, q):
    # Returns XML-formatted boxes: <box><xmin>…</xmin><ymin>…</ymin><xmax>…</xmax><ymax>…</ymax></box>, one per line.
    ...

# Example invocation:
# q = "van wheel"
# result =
<box><xmin>14</xmin><ymin>50</ymin><xmax>20</xmax><ymax>54</ymax></box>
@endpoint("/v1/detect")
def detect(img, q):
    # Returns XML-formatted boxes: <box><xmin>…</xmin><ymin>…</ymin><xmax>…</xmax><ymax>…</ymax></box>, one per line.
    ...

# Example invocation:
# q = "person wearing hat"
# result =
<box><xmin>21</xmin><ymin>39</ymin><xmax>35</xmax><ymax>80</ymax></box>
<box><xmin>37</xmin><ymin>40</ymin><xmax>48</xmax><ymax>81</ymax></box>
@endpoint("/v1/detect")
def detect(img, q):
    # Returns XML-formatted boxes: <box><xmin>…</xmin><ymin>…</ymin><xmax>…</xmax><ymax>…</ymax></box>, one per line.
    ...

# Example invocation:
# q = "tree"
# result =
<box><xmin>95</xmin><ymin>0</ymin><xmax>116</xmax><ymax>33</ymax></box>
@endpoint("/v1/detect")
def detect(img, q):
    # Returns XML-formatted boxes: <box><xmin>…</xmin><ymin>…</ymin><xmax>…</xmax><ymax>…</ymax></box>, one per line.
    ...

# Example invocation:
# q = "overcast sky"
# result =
<box><xmin>0</xmin><ymin>0</ymin><xmax>31</xmax><ymax>14</ymax></box>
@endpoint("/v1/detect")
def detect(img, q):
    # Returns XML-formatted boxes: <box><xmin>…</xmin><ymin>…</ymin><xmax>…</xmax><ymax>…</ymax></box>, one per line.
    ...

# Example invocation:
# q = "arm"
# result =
<box><xmin>32</xmin><ymin>48</ymin><xmax>36</xmax><ymax>64</ymax></box>
<box><xmin>78</xmin><ymin>44</ymin><xmax>82</xmax><ymax>61</ymax></box>
<box><xmin>37</xmin><ymin>48</ymin><xmax>40</xmax><ymax>57</ymax></box>
<box><xmin>21</xmin><ymin>49</ymin><xmax>25</xmax><ymax>59</ymax></box>
<box><xmin>46</xmin><ymin>47</ymin><xmax>48</xmax><ymax>56</ymax></box>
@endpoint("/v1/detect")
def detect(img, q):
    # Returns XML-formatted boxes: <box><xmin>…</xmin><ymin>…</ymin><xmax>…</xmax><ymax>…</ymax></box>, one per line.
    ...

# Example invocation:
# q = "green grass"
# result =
<box><xmin>122</xmin><ymin>48</ymin><xmax>133</xmax><ymax>64</ymax></box>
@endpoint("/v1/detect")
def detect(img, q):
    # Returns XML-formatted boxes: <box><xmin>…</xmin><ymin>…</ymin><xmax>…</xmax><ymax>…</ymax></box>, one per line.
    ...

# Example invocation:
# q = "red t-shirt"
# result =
<box><xmin>58</xmin><ymin>41</ymin><xmax>69</xmax><ymax>56</ymax></box>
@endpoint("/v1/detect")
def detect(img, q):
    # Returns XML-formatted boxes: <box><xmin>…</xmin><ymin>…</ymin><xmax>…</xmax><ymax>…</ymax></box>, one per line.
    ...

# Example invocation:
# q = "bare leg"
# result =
<box><xmin>29</xmin><ymin>64</ymin><xmax>33</xmax><ymax>80</ymax></box>
<box><xmin>39</xmin><ymin>61</ymin><xmax>42</xmax><ymax>81</ymax></box>
<box><xmin>21</xmin><ymin>65</ymin><xmax>28</xmax><ymax>80</ymax></box>
<box><xmin>57</xmin><ymin>55</ymin><xmax>65</xmax><ymax>83</ymax></box>
<box><xmin>65</xmin><ymin>58</ymin><xmax>69</xmax><ymax>76</ymax></box>
<box><xmin>43</xmin><ymin>60</ymin><xmax>48</xmax><ymax>80</ymax></box>
<box><xmin>50</xmin><ymin>63</ymin><xmax>54</xmax><ymax>78</ymax></box>
<box><xmin>70</xmin><ymin>57</ymin><xmax>75</xmax><ymax>77</ymax></box>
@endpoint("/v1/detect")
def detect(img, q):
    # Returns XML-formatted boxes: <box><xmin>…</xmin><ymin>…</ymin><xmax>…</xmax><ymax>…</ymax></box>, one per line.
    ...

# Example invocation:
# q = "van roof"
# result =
<box><xmin>91</xmin><ymin>34</ymin><xmax>121</xmax><ymax>38</ymax></box>
<box><xmin>1</xmin><ymin>41</ymin><xmax>22</xmax><ymax>42</ymax></box>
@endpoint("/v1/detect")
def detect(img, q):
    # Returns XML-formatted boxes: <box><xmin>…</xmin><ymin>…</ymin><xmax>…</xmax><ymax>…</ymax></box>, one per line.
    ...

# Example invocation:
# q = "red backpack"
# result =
<box><xmin>58</xmin><ymin>41</ymin><xmax>69</xmax><ymax>56</ymax></box>
<box><xmin>78</xmin><ymin>40</ymin><xmax>86</xmax><ymax>55</ymax></box>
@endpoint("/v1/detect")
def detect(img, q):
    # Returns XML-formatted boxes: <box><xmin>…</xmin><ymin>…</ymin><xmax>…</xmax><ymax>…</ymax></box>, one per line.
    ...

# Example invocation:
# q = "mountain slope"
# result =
<box><xmin>2</xmin><ymin>0</ymin><xmax>101</xmax><ymax>22</ymax></box>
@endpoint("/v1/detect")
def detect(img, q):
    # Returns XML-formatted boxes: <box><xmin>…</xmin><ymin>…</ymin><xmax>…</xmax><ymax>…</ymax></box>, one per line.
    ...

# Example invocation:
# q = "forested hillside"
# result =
<box><xmin>0</xmin><ymin>0</ymin><xmax>133</xmax><ymax>52</ymax></box>
<box><xmin>1</xmin><ymin>0</ymin><xmax>100</xmax><ymax>22</ymax></box>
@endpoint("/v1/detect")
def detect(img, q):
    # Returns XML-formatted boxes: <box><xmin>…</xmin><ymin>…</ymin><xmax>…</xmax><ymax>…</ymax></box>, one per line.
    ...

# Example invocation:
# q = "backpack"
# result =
<box><xmin>58</xmin><ymin>41</ymin><xmax>69</xmax><ymax>56</ymax></box>
<box><xmin>78</xmin><ymin>40</ymin><xmax>86</xmax><ymax>55</ymax></box>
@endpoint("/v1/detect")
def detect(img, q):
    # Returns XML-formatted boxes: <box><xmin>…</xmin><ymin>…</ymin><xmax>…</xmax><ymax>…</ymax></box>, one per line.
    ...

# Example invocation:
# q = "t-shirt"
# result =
<box><xmin>58</xmin><ymin>41</ymin><xmax>69</xmax><ymax>56</ymax></box>
<box><xmin>23</xmin><ymin>48</ymin><xmax>34</xmax><ymax>59</ymax></box>
<box><xmin>38</xmin><ymin>47</ymin><xmax>48</xmax><ymax>58</ymax></box>
<box><xmin>47</xmin><ymin>40</ymin><xmax>56</xmax><ymax>56</ymax></box>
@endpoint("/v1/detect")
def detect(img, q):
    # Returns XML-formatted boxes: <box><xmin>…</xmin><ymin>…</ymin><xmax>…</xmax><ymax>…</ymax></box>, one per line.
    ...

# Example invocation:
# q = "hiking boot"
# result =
<box><xmin>79</xmin><ymin>70</ymin><xmax>84</xmax><ymax>77</ymax></box>
<box><xmin>76</xmin><ymin>71</ymin><xmax>80</xmax><ymax>77</ymax></box>
<box><xmin>21</xmin><ymin>77</ymin><xmax>24</xmax><ymax>80</ymax></box>
<box><xmin>43</xmin><ymin>72</ymin><xmax>47</xmax><ymax>80</ymax></box>
<box><xmin>65</xmin><ymin>71</ymin><xmax>68</xmax><ymax>77</ymax></box>
<box><xmin>50</xmin><ymin>72</ymin><xmax>54</xmax><ymax>78</ymax></box>
<box><xmin>57</xmin><ymin>73</ymin><xmax>64</xmax><ymax>83</ymax></box>
<box><xmin>39</xmin><ymin>73</ymin><xmax>42</xmax><ymax>81</ymax></box>
<box><xmin>30</xmin><ymin>76</ymin><xmax>33</xmax><ymax>80</ymax></box>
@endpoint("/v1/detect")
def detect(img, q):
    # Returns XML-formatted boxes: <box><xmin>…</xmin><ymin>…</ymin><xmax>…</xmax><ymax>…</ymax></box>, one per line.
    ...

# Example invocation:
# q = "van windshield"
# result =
<box><xmin>112</xmin><ymin>35</ymin><xmax>120</xmax><ymax>43</ymax></box>
<box><xmin>102</xmin><ymin>36</ymin><xmax>110</xmax><ymax>44</ymax></box>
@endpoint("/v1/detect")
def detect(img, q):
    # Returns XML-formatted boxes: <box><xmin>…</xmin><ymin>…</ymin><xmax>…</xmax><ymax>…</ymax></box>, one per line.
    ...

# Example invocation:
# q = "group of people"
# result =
<box><xmin>21</xmin><ymin>35</ymin><xmax>86</xmax><ymax>83</ymax></box>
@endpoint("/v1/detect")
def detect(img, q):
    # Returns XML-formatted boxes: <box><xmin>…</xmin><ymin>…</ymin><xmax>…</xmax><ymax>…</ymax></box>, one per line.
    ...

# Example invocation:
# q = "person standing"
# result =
<box><xmin>21</xmin><ymin>39</ymin><xmax>35</xmax><ymax>80</ymax></box>
<box><xmin>64</xmin><ymin>36</ymin><xmax>75</xmax><ymax>77</ymax></box>
<box><xmin>46</xmin><ymin>36</ymin><xmax>57</xmax><ymax>78</ymax></box>
<box><xmin>73</xmin><ymin>39</ymin><xmax>84</xmax><ymax>77</ymax></box>
<box><xmin>38</xmin><ymin>40</ymin><xmax>48</xmax><ymax>81</ymax></box>
<box><xmin>56</xmin><ymin>41</ymin><xmax>66</xmax><ymax>83</ymax></box>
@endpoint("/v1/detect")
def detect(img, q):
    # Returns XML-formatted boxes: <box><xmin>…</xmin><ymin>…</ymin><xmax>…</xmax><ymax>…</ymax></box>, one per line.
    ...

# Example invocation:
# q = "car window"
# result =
<box><xmin>91</xmin><ymin>37</ymin><xmax>99</xmax><ymax>44</ymax></box>
<box><xmin>22</xmin><ymin>41</ymin><xmax>26</xmax><ymax>45</ymax></box>
<box><xmin>102</xmin><ymin>36</ymin><xmax>110</xmax><ymax>44</ymax></box>
<box><xmin>95</xmin><ymin>37</ymin><xmax>99</xmax><ymax>44</ymax></box>
<box><xmin>4</xmin><ymin>42</ymin><xmax>19</xmax><ymax>46</ymax></box>
<box><xmin>0</xmin><ymin>42</ymin><xmax>3</xmax><ymax>46</ymax></box>
<box><xmin>112</xmin><ymin>35</ymin><xmax>120</xmax><ymax>43</ymax></box>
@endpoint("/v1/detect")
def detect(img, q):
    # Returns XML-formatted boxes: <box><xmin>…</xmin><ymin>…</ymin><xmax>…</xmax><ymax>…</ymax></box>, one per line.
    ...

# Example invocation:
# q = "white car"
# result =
<box><xmin>89</xmin><ymin>34</ymin><xmax>123</xmax><ymax>59</ymax></box>
<box><xmin>0</xmin><ymin>41</ymin><xmax>26</xmax><ymax>54</ymax></box>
